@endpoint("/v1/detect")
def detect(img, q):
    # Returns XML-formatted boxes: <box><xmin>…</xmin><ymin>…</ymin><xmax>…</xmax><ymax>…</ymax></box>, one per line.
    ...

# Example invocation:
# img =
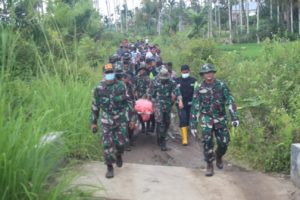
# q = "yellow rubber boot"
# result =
<box><xmin>181</xmin><ymin>127</ymin><xmax>188</xmax><ymax>145</ymax></box>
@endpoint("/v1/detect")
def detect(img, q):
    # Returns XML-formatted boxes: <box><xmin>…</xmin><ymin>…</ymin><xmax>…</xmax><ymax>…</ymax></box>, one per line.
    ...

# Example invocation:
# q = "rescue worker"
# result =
<box><xmin>175</xmin><ymin>65</ymin><xmax>196</xmax><ymax>146</ymax></box>
<box><xmin>122</xmin><ymin>73</ymin><xmax>137</xmax><ymax>151</ymax></box>
<box><xmin>149</xmin><ymin>66</ymin><xmax>184</xmax><ymax>151</ymax></box>
<box><xmin>190</xmin><ymin>63</ymin><xmax>239</xmax><ymax>177</ymax></box>
<box><xmin>91</xmin><ymin>63</ymin><xmax>128</xmax><ymax>179</ymax></box>
<box><xmin>134</xmin><ymin>63</ymin><xmax>154</xmax><ymax>134</ymax></box>
<box><xmin>114</xmin><ymin>63</ymin><xmax>136</xmax><ymax>151</ymax></box>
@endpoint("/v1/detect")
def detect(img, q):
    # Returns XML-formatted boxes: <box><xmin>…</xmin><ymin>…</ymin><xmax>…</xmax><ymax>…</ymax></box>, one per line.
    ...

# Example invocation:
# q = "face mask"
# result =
<box><xmin>105</xmin><ymin>73</ymin><xmax>115</xmax><ymax>81</ymax></box>
<box><xmin>182</xmin><ymin>73</ymin><xmax>190</xmax><ymax>79</ymax></box>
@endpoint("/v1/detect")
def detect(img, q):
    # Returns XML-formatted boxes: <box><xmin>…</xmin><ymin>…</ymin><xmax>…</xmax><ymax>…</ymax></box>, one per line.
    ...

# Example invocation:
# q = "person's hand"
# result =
<box><xmin>129</xmin><ymin>121</ymin><xmax>136</xmax><ymax>130</ymax></box>
<box><xmin>232</xmin><ymin>120</ymin><xmax>239</xmax><ymax>127</ymax></box>
<box><xmin>191</xmin><ymin>129</ymin><xmax>197</xmax><ymax>138</ymax></box>
<box><xmin>178</xmin><ymin>100</ymin><xmax>184</xmax><ymax>109</ymax></box>
<box><xmin>171</xmin><ymin>94</ymin><xmax>176</xmax><ymax>102</ymax></box>
<box><xmin>91</xmin><ymin>124</ymin><xmax>98</xmax><ymax>134</ymax></box>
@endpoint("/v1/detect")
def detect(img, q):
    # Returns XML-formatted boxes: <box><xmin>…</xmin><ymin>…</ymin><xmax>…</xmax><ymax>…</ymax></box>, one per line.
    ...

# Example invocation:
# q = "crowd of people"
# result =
<box><xmin>90</xmin><ymin>38</ymin><xmax>240</xmax><ymax>179</ymax></box>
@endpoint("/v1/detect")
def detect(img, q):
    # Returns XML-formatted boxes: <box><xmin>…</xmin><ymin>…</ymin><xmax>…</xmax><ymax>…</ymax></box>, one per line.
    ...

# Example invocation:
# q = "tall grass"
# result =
<box><xmin>0</xmin><ymin>24</ymin><xmax>101</xmax><ymax>198</ymax></box>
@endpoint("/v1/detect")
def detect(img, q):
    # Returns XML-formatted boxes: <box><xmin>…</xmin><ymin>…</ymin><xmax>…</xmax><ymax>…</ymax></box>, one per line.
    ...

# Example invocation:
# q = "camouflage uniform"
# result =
<box><xmin>149</xmin><ymin>67</ymin><xmax>182</xmax><ymax>148</ymax></box>
<box><xmin>91</xmin><ymin>80</ymin><xmax>129</xmax><ymax>165</ymax></box>
<box><xmin>134</xmin><ymin>73</ymin><xmax>151</xmax><ymax>99</ymax></box>
<box><xmin>123</xmin><ymin>74</ymin><xmax>138</xmax><ymax>147</ymax></box>
<box><xmin>190</xmin><ymin>79</ymin><xmax>238</xmax><ymax>163</ymax></box>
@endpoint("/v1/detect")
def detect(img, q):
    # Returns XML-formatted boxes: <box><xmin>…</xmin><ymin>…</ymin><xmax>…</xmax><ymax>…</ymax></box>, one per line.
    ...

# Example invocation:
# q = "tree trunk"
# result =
<box><xmin>228</xmin><ymin>0</ymin><xmax>232</xmax><ymax>43</ymax></box>
<box><xmin>210</xmin><ymin>0</ymin><xmax>213</xmax><ymax>37</ymax></box>
<box><xmin>246</xmin><ymin>0</ymin><xmax>250</xmax><ymax>34</ymax></box>
<box><xmin>256</xmin><ymin>0</ymin><xmax>260</xmax><ymax>43</ymax></box>
<box><xmin>277</xmin><ymin>0</ymin><xmax>280</xmax><ymax>25</ymax></box>
<box><xmin>240</xmin><ymin>0</ymin><xmax>243</xmax><ymax>33</ymax></box>
<box><xmin>157</xmin><ymin>11</ymin><xmax>162</xmax><ymax>35</ymax></box>
<box><xmin>124</xmin><ymin>0</ymin><xmax>128</xmax><ymax>33</ymax></box>
<box><xmin>270</xmin><ymin>0</ymin><xmax>273</xmax><ymax>20</ymax></box>
<box><xmin>290</xmin><ymin>0</ymin><xmax>294</xmax><ymax>33</ymax></box>
<box><xmin>257</xmin><ymin>0</ymin><xmax>260</xmax><ymax>31</ymax></box>
<box><xmin>298</xmin><ymin>0</ymin><xmax>300</xmax><ymax>35</ymax></box>
<box><xmin>218</xmin><ymin>0</ymin><xmax>221</xmax><ymax>36</ymax></box>
<box><xmin>106</xmin><ymin>0</ymin><xmax>111</xmax><ymax>30</ymax></box>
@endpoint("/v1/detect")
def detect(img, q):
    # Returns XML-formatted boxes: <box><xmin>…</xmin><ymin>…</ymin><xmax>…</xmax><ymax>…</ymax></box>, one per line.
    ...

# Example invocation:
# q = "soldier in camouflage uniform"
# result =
<box><xmin>114</xmin><ymin>63</ymin><xmax>137</xmax><ymax>151</ymax></box>
<box><xmin>190</xmin><ymin>63</ymin><xmax>239</xmax><ymax>176</ymax></box>
<box><xmin>134</xmin><ymin>63</ymin><xmax>155</xmax><ymax>133</ymax></box>
<box><xmin>91</xmin><ymin>63</ymin><xmax>129</xmax><ymax>179</ymax></box>
<box><xmin>149</xmin><ymin>66</ymin><xmax>184</xmax><ymax>151</ymax></box>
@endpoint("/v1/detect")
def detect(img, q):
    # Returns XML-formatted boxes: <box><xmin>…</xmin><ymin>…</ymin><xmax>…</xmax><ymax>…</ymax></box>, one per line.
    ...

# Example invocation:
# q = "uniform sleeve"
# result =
<box><xmin>113</xmin><ymin>82</ymin><xmax>128</xmax><ymax>102</ymax></box>
<box><xmin>91</xmin><ymin>87</ymin><xmax>100</xmax><ymax>125</ymax></box>
<box><xmin>223</xmin><ymin>83</ymin><xmax>238</xmax><ymax>121</ymax></box>
<box><xmin>172</xmin><ymin>81</ymin><xmax>182</xmax><ymax>101</ymax></box>
<box><xmin>189</xmin><ymin>88</ymin><xmax>201</xmax><ymax>130</ymax></box>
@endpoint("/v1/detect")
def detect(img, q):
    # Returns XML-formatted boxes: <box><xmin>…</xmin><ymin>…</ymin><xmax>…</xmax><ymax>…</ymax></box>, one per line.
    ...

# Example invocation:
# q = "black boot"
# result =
<box><xmin>116</xmin><ymin>146</ymin><xmax>124</xmax><ymax>168</ymax></box>
<box><xmin>116</xmin><ymin>154</ymin><xmax>123</xmax><ymax>167</ymax></box>
<box><xmin>216</xmin><ymin>155</ymin><xmax>223</xmax><ymax>169</ymax></box>
<box><xmin>160</xmin><ymin>138</ymin><xmax>167</xmax><ymax>151</ymax></box>
<box><xmin>205</xmin><ymin>162</ymin><xmax>214</xmax><ymax>177</ymax></box>
<box><xmin>105</xmin><ymin>164</ymin><xmax>114</xmax><ymax>179</ymax></box>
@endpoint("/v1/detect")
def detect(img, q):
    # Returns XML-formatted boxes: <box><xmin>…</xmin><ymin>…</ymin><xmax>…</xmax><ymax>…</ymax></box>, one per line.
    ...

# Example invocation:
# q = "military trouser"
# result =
<box><xmin>178</xmin><ymin>106</ymin><xmax>191</xmax><ymax>127</ymax></box>
<box><xmin>127</xmin><ymin>123</ymin><xmax>134</xmax><ymax>144</ymax></box>
<box><xmin>101</xmin><ymin>119</ymin><xmax>128</xmax><ymax>165</ymax></box>
<box><xmin>155</xmin><ymin>111</ymin><xmax>171</xmax><ymax>142</ymax></box>
<box><xmin>200</xmin><ymin>115</ymin><xmax>230</xmax><ymax>163</ymax></box>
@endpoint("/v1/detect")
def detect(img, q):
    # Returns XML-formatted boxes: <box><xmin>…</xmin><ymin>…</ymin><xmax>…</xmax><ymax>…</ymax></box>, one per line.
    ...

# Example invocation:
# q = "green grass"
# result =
<box><xmin>0</xmin><ymin>25</ymin><xmax>103</xmax><ymax>199</ymax></box>
<box><xmin>218</xmin><ymin>43</ymin><xmax>263</xmax><ymax>59</ymax></box>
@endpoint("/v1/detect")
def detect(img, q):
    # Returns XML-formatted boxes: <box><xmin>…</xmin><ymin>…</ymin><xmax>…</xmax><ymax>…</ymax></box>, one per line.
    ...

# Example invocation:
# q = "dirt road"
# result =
<box><xmin>72</xmin><ymin>128</ymin><xmax>300</xmax><ymax>200</ymax></box>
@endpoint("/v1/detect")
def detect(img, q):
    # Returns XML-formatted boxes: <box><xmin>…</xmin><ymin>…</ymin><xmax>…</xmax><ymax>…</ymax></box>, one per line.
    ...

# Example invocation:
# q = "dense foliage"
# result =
<box><xmin>155</xmin><ymin>34</ymin><xmax>300</xmax><ymax>173</ymax></box>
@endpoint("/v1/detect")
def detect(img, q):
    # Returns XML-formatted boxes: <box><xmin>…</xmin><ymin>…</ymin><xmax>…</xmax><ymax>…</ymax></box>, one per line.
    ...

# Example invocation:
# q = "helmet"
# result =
<box><xmin>200</xmin><ymin>63</ymin><xmax>216</xmax><ymax>74</ymax></box>
<box><xmin>158</xmin><ymin>66</ymin><xmax>170</xmax><ymax>80</ymax></box>
<box><xmin>103</xmin><ymin>63</ymin><xmax>114</xmax><ymax>73</ymax></box>
<box><xmin>109</xmin><ymin>54</ymin><xmax>119</xmax><ymax>64</ymax></box>
<box><xmin>123</xmin><ymin>52</ymin><xmax>131</xmax><ymax>60</ymax></box>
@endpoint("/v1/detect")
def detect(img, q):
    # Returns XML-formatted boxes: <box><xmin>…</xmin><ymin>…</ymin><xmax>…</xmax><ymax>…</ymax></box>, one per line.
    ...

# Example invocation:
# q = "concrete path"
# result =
<box><xmin>71</xmin><ymin>128</ymin><xmax>300</xmax><ymax>200</ymax></box>
<box><xmin>72</xmin><ymin>161</ymin><xmax>299</xmax><ymax>200</ymax></box>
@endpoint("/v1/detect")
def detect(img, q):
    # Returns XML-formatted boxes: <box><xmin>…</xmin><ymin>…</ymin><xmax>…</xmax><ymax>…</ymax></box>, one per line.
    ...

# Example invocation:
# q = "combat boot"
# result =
<box><xmin>216</xmin><ymin>155</ymin><xmax>223</xmax><ymax>169</ymax></box>
<box><xmin>205</xmin><ymin>163</ymin><xmax>214</xmax><ymax>177</ymax></box>
<box><xmin>105</xmin><ymin>164</ymin><xmax>114</xmax><ymax>179</ymax></box>
<box><xmin>116</xmin><ymin>146</ymin><xmax>124</xmax><ymax>168</ymax></box>
<box><xmin>116</xmin><ymin>154</ymin><xmax>123</xmax><ymax>167</ymax></box>
<box><xmin>160</xmin><ymin>138</ymin><xmax>167</xmax><ymax>151</ymax></box>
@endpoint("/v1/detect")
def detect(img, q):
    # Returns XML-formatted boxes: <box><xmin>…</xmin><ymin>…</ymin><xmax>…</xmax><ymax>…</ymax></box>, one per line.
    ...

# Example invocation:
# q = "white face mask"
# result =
<box><xmin>182</xmin><ymin>73</ymin><xmax>190</xmax><ymax>79</ymax></box>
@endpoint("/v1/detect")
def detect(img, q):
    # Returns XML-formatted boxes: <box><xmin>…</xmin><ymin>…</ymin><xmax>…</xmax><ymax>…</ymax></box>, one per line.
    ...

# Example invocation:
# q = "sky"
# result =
<box><xmin>98</xmin><ymin>0</ymin><xmax>142</xmax><ymax>16</ymax></box>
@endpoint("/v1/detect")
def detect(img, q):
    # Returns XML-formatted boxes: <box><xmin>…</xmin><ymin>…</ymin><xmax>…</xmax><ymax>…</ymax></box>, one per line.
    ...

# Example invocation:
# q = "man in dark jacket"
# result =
<box><xmin>175</xmin><ymin>65</ymin><xmax>197</xmax><ymax>146</ymax></box>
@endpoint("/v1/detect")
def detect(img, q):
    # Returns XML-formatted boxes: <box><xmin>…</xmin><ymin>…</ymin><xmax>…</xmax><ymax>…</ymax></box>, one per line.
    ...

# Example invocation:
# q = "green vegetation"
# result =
<box><xmin>1</xmin><ymin>0</ymin><xmax>300</xmax><ymax>199</ymax></box>
<box><xmin>155</xmin><ymin>35</ymin><xmax>300</xmax><ymax>173</ymax></box>
<box><xmin>218</xmin><ymin>43</ymin><xmax>263</xmax><ymax>59</ymax></box>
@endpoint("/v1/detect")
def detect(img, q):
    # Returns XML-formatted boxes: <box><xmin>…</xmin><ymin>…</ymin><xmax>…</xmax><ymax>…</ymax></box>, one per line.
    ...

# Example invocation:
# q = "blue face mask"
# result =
<box><xmin>105</xmin><ymin>73</ymin><xmax>115</xmax><ymax>81</ymax></box>
<box><xmin>182</xmin><ymin>73</ymin><xmax>190</xmax><ymax>79</ymax></box>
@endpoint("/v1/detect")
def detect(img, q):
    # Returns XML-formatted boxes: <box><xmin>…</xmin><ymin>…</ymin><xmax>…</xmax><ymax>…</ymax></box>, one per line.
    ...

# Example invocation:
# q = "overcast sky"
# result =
<box><xmin>98</xmin><ymin>0</ymin><xmax>141</xmax><ymax>16</ymax></box>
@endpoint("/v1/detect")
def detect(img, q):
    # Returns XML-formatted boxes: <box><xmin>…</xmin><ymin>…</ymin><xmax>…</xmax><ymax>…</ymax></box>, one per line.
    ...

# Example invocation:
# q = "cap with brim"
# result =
<box><xmin>181</xmin><ymin>65</ymin><xmax>190</xmax><ymax>71</ymax></box>
<box><xmin>104</xmin><ymin>63</ymin><xmax>114</xmax><ymax>73</ymax></box>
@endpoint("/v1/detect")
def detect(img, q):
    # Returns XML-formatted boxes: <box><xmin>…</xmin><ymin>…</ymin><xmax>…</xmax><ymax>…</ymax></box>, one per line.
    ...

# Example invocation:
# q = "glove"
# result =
<box><xmin>191</xmin><ymin>129</ymin><xmax>197</xmax><ymax>138</ymax></box>
<box><xmin>232</xmin><ymin>120</ymin><xmax>239</xmax><ymax>127</ymax></box>
<box><xmin>91</xmin><ymin>124</ymin><xmax>98</xmax><ymax>134</ymax></box>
